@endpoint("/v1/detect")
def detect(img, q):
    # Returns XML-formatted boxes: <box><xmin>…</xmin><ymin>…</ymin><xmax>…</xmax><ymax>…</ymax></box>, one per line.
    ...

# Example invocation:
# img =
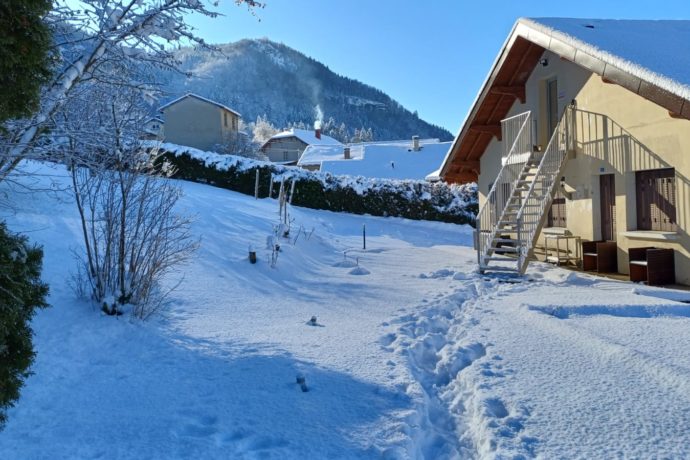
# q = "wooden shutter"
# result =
<box><xmin>636</xmin><ymin>169</ymin><xmax>676</xmax><ymax>231</ymax></box>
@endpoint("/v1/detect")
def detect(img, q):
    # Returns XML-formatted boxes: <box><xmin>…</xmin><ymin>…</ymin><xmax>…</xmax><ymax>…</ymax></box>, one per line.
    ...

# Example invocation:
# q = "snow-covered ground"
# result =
<box><xmin>2</xmin><ymin>162</ymin><xmax>690</xmax><ymax>459</ymax></box>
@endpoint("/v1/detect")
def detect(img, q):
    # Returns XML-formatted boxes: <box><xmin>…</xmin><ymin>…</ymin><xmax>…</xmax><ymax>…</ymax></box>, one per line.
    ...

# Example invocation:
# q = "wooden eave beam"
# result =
<box><xmin>469</xmin><ymin>124</ymin><xmax>502</xmax><ymax>140</ymax></box>
<box><xmin>449</xmin><ymin>160</ymin><xmax>480</xmax><ymax>172</ymax></box>
<box><xmin>489</xmin><ymin>85</ymin><xmax>526</xmax><ymax>103</ymax></box>
<box><xmin>669</xmin><ymin>110</ymin><xmax>690</xmax><ymax>121</ymax></box>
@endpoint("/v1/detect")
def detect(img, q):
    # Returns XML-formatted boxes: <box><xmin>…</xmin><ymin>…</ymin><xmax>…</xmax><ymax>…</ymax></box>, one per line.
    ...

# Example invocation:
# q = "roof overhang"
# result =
<box><xmin>440</xmin><ymin>18</ymin><xmax>690</xmax><ymax>184</ymax></box>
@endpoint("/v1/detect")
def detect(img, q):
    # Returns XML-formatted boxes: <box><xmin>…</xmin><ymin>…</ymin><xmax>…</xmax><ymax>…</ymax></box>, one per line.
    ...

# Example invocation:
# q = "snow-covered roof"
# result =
<box><xmin>440</xmin><ymin>17</ymin><xmax>690</xmax><ymax>183</ymax></box>
<box><xmin>524</xmin><ymin>18</ymin><xmax>690</xmax><ymax>101</ymax></box>
<box><xmin>145</xmin><ymin>117</ymin><xmax>164</xmax><ymax>124</ymax></box>
<box><xmin>263</xmin><ymin>129</ymin><xmax>342</xmax><ymax>149</ymax></box>
<box><xmin>158</xmin><ymin>93</ymin><xmax>241</xmax><ymax>117</ymax></box>
<box><xmin>300</xmin><ymin>139</ymin><xmax>451</xmax><ymax>181</ymax></box>
<box><xmin>298</xmin><ymin>144</ymin><xmax>363</xmax><ymax>166</ymax></box>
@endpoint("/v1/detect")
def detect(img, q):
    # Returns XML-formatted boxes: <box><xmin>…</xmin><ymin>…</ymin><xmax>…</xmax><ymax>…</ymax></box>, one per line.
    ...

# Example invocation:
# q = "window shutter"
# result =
<box><xmin>636</xmin><ymin>169</ymin><xmax>675</xmax><ymax>231</ymax></box>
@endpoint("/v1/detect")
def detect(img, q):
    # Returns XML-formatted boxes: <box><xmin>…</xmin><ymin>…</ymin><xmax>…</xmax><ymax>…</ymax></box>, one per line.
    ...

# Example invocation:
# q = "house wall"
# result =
<box><xmin>261</xmin><ymin>137</ymin><xmax>307</xmax><ymax>163</ymax></box>
<box><xmin>478</xmin><ymin>50</ymin><xmax>591</xmax><ymax>203</ymax></box>
<box><xmin>477</xmin><ymin>49</ymin><xmax>690</xmax><ymax>284</ymax></box>
<box><xmin>164</xmin><ymin>97</ymin><xmax>238</xmax><ymax>151</ymax></box>
<box><xmin>564</xmin><ymin>74</ymin><xmax>690</xmax><ymax>284</ymax></box>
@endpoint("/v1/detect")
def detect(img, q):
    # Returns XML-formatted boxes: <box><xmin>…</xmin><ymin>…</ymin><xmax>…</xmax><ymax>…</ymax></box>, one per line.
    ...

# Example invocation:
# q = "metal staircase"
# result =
<box><xmin>476</xmin><ymin>106</ymin><xmax>575</xmax><ymax>275</ymax></box>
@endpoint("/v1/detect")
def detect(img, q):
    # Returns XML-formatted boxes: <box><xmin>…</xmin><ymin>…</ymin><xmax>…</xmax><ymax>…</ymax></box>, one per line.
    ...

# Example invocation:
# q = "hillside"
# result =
<box><xmin>159</xmin><ymin>39</ymin><xmax>453</xmax><ymax>142</ymax></box>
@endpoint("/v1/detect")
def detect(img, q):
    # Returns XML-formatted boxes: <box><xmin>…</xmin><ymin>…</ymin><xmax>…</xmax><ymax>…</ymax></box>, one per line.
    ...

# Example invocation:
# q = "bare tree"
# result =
<box><xmin>0</xmin><ymin>0</ymin><xmax>262</xmax><ymax>182</ymax></box>
<box><xmin>60</xmin><ymin>82</ymin><xmax>197</xmax><ymax>319</ymax></box>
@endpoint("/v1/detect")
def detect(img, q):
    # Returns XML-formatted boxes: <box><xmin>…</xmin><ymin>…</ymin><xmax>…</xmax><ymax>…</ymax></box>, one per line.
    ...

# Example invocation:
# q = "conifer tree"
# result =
<box><xmin>0</xmin><ymin>0</ymin><xmax>51</xmax><ymax>431</ymax></box>
<box><xmin>0</xmin><ymin>223</ymin><xmax>49</xmax><ymax>429</ymax></box>
<box><xmin>0</xmin><ymin>0</ymin><xmax>52</xmax><ymax>122</ymax></box>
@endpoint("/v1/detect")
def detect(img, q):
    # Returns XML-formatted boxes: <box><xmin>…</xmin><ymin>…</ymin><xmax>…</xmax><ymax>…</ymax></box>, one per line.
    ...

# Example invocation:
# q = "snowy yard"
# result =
<box><xmin>3</xmin><ymin>162</ymin><xmax>690</xmax><ymax>459</ymax></box>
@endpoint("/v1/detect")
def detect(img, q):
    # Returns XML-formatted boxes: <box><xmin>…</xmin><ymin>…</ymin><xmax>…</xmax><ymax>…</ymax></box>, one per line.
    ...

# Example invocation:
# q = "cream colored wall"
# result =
<box><xmin>565</xmin><ymin>75</ymin><xmax>690</xmax><ymax>284</ymax></box>
<box><xmin>164</xmin><ymin>98</ymin><xmax>237</xmax><ymax>151</ymax></box>
<box><xmin>477</xmin><ymin>49</ymin><xmax>690</xmax><ymax>285</ymax></box>
<box><xmin>478</xmin><ymin>50</ymin><xmax>590</xmax><ymax>206</ymax></box>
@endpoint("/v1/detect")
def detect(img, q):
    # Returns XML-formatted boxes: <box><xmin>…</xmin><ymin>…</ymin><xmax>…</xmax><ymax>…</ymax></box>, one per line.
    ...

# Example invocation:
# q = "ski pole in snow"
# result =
<box><xmin>363</xmin><ymin>224</ymin><xmax>366</xmax><ymax>250</ymax></box>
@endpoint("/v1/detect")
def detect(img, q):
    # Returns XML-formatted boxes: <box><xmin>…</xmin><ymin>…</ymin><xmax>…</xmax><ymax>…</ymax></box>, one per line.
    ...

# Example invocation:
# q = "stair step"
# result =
<box><xmin>483</xmin><ymin>256</ymin><xmax>517</xmax><ymax>262</ymax></box>
<box><xmin>481</xmin><ymin>266</ymin><xmax>520</xmax><ymax>273</ymax></box>
<box><xmin>488</xmin><ymin>247</ymin><xmax>519</xmax><ymax>253</ymax></box>
<box><xmin>504</xmin><ymin>210</ymin><xmax>543</xmax><ymax>216</ymax></box>
<box><xmin>492</xmin><ymin>238</ymin><xmax>519</xmax><ymax>244</ymax></box>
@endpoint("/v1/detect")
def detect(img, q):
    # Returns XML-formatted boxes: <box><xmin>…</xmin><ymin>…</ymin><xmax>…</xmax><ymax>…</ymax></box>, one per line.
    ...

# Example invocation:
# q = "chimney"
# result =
<box><xmin>314</xmin><ymin>120</ymin><xmax>322</xmax><ymax>140</ymax></box>
<box><xmin>343</xmin><ymin>146</ymin><xmax>351</xmax><ymax>159</ymax></box>
<box><xmin>412</xmin><ymin>135</ymin><xmax>420</xmax><ymax>151</ymax></box>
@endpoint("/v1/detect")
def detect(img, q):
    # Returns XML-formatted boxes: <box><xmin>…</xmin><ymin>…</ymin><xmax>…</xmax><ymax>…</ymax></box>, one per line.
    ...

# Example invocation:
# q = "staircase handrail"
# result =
<box><xmin>475</xmin><ymin>111</ymin><xmax>532</xmax><ymax>267</ymax></box>
<box><xmin>515</xmin><ymin>105</ymin><xmax>574</xmax><ymax>271</ymax></box>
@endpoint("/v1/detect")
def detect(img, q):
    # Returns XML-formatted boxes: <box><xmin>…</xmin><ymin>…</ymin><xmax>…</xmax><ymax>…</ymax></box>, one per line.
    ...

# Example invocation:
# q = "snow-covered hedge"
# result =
<box><xmin>156</xmin><ymin>143</ymin><xmax>478</xmax><ymax>225</ymax></box>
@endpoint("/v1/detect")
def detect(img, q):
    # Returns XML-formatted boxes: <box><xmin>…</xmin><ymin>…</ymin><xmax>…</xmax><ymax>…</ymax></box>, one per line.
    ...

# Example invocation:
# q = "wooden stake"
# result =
<box><xmin>289</xmin><ymin>179</ymin><xmax>296</xmax><ymax>204</ymax></box>
<box><xmin>268</xmin><ymin>174</ymin><xmax>274</xmax><ymax>198</ymax></box>
<box><xmin>254</xmin><ymin>169</ymin><xmax>260</xmax><ymax>199</ymax></box>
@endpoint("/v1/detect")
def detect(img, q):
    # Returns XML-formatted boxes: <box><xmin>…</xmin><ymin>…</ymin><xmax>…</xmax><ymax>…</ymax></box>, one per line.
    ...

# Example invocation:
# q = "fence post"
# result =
<box><xmin>254</xmin><ymin>169</ymin><xmax>260</xmax><ymax>199</ymax></box>
<box><xmin>268</xmin><ymin>173</ymin><xmax>274</xmax><ymax>198</ymax></box>
<box><xmin>289</xmin><ymin>179</ymin><xmax>296</xmax><ymax>204</ymax></box>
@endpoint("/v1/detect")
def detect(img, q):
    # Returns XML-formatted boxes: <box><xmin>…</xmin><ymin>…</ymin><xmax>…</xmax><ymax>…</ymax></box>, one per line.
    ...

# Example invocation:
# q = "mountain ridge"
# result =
<box><xmin>159</xmin><ymin>38</ymin><xmax>453</xmax><ymax>142</ymax></box>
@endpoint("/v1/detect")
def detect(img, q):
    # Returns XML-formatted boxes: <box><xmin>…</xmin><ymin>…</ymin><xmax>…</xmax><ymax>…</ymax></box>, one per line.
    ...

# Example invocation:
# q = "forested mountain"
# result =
<box><xmin>158</xmin><ymin>39</ymin><xmax>452</xmax><ymax>142</ymax></box>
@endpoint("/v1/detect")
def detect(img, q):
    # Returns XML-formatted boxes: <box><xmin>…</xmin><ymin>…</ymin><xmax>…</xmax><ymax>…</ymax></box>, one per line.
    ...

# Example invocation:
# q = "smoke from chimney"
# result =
<box><xmin>314</xmin><ymin>105</ymin><xmax>324</xmax><ymax>140</ymax></box>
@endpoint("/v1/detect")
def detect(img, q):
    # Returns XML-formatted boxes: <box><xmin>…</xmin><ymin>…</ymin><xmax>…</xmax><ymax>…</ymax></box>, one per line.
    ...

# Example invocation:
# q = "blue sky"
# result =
<box><xmin>191</xmin><ymin>1</ymin><xmax>690</xmax><ymax>133</ymax></box>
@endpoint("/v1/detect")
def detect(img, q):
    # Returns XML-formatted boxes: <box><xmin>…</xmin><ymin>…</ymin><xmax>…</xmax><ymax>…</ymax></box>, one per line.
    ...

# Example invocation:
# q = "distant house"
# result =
<box><xmin>298</xmin><ymin>137</ymin><xmax>451</xmax><ymax>180</ymax></box>
<box><xmin>159</xmin><ymin>93</ymin><xmax>241</xmax><ymax>152</ymax></box>
<box><xmin>142</xmin><ymin>117</ymin><xmax>164</xmax><ymax>140</ymax></box>
<box><xmin>438</xmin><ymin>17</ymin><xmax>690</xmax><ymax>284</ymax></box>
<box><xmin>260</xmin><ymin>128</ymin><xmax>341</xmax><ymax>164</ymax></box>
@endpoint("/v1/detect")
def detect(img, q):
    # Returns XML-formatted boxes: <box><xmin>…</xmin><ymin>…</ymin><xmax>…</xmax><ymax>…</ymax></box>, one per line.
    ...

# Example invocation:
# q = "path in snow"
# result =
<box><xmin>391</xmin><ymin>263</ymin><xmax>690</xmax><ymax>458</ymax></box>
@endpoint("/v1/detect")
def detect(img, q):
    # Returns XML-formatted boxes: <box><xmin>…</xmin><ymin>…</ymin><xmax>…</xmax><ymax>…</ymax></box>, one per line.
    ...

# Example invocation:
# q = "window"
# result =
<box><xmin>283</xmin><ymin>151</ymin><xmax>289</xmax><ymax>161</ymax></box>
<box><xmin>224</xmin><ymin>112</ymin><xmax>228</xmax><ymax>128</ymax></box>
<box><xmin>548</xmin><ymin>190</ymin><xmax>567</xmax><ymax>227</ymax></box>
<box><xmin>636</xmin><ymin>168</ymin><xmax>676</xmax><ymax>231</ymax></box>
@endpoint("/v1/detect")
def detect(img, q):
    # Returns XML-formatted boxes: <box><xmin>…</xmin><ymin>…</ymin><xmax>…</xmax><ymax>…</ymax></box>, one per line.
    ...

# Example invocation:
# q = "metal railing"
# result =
<box><xmin>515</xmin><ymin>105</ymin><xmax>575</xmax><ymax>273</ymax></box>
<box><xmin>476</xmin><ymin>111</ymin><xmax>532</xmax><ymax>268</ymax></box>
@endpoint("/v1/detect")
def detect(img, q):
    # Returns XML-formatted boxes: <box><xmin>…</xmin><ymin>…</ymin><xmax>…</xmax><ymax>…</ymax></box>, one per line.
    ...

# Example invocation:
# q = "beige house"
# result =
<box><xmin>159</xmin><ymin>93</ymin><xmax>241</xmax><ymax>152</ymax></box>
<box><xmin>439</xmin><ymin>18</ymin><xmax>690</xmax><ymax>285</ymax></box>
<box><xmin>260</xmin><ymin>128</ymin><xmax>341</xmax><ymax>164</ymax></box>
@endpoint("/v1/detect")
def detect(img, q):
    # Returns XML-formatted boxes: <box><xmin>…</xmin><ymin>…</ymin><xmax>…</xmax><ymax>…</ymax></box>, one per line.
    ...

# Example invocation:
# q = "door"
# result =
<box><xmin>600</xmin><ymin>174</ymin><xmax>616</xmax><ymax>241</ymax></box>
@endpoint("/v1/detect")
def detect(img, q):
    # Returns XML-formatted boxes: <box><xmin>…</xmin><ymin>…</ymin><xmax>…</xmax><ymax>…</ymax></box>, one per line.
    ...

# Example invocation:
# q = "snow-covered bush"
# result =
<box><xmin>157</xmin><ymin>145</ymin><xmax>478</xmax><ymax>225</ymax></box>
<box><xmin>0</xmin><ymin>222</ymin><xmax>49</xmax><ymax>429</ymax></box>
<box><xmin>71</xmin><ymin>154</ymin><xmax>198</xmax><ymax>319</ymax></box>
<box><xmin>57</xmin><ymin>82</ymin><xmax>198</xmax><ymax>319</ymax></box>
